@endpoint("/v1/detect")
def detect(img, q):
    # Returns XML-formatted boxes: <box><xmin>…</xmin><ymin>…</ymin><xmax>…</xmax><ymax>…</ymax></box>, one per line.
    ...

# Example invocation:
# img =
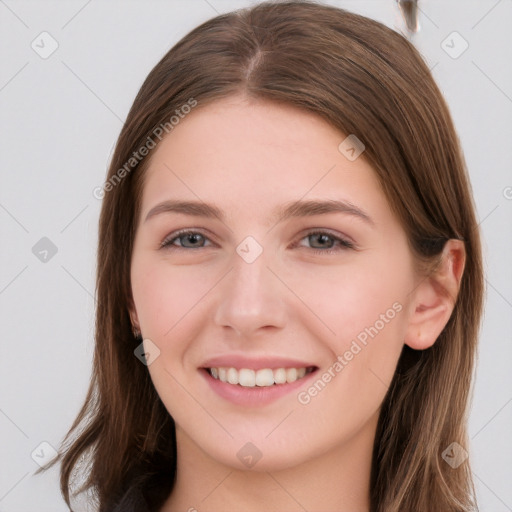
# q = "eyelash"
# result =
<box><xmin>159</xmin><ymin>229</ymin><xmax>355</xmax><ymax>255</ymax></box>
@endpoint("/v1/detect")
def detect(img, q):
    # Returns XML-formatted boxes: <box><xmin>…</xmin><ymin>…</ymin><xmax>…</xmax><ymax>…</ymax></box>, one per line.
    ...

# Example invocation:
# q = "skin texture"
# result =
<box><xmin>129</xmin><ymin>96</ymin><xmax>465</xmax><ymax>512</ymax></box>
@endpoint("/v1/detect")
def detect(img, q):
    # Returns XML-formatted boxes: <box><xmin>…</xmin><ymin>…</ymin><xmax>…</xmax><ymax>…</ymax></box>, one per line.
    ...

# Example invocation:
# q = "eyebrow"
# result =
<box><xmin>144</xmin><ymin>198</ymin><xmax>374</xmax><ymax>226</ymax></box>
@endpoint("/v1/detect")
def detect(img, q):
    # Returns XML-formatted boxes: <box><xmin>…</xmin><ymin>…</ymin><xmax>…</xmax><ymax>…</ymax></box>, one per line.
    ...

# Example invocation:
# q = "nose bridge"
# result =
<box><xmin>213</xmin><ymin>240</ymin><xmax>287</xmax><ymax>335</ymax></box>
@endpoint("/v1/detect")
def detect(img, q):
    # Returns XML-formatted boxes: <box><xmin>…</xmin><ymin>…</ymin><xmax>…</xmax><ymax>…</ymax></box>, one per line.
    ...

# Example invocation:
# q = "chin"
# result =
<box><xmin>199</xmin><ymin>434</ymin><xmax>319</xmax><ymax>473</ymax></box>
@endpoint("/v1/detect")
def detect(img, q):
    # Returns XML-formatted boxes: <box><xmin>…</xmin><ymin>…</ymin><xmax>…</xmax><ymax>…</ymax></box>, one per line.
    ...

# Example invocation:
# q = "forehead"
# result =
<box><xmin>139</xmin><ymin>96</ymin><xmax>390</xmax><ymax>227</ymax></box>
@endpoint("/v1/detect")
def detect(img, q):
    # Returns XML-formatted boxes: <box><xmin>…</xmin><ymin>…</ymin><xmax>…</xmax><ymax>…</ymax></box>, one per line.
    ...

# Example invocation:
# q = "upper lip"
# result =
<box><xmin>201</xmin><ymin>355</ymin><xmax>317</xmax><ymax>370</ymax></box>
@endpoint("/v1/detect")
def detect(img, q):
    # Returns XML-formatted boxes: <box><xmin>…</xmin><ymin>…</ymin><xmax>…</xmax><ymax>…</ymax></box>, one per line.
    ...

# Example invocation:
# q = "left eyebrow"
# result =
<box><xmin>144</xmin><ymin>198</ymin><xmax>374</xmax><ymax>226</ymax></box>
<box><xmin>274</xmin><ymin>198</ymin><xmax>374</xmax><ymax>226</ymax></box>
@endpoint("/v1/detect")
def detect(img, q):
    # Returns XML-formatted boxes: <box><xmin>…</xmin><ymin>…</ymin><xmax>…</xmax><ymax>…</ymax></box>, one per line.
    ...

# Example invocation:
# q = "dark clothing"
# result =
<box><xmin>110</xmin><ymin>484</ymin><xmax>151</xmax><ymax>512</ymax></box>
<box><xmin>104</xmin><ymin>464</ymin><xmax>174</xmax><ymax>512</ymax></box>
<box><xmin>108</xmin><ymin>473</ymin><xmax>173</xmax><ymax>512</ymax></box>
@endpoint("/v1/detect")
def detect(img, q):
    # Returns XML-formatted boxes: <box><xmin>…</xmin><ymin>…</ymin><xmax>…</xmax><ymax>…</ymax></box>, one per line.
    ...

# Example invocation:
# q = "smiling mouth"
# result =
<box><xmin>207</xmin><ymin>366</ymin><xmax>317</xmax><ymax>387</ymax></box>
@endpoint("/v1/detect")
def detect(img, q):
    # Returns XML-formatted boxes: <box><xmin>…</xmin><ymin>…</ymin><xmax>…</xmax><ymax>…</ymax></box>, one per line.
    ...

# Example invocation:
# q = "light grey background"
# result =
<box><xmin>1</xmin><ymin>1</ymin><xmax>511</xmax><ymax>511</ymax></box>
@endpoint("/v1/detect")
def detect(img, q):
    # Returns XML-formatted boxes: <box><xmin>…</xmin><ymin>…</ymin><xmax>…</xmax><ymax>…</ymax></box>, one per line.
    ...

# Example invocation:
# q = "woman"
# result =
<box><xmin>42</xmin><ymin>1</ymin><xmax>484</xmax><ymax>511</ymax></box>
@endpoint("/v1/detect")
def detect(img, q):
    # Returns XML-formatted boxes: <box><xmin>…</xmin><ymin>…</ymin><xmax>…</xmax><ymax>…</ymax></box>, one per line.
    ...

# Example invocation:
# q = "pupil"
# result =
<box><xmin>313</xmin><ymin>234</ymin><xmax>332</xmax><ymax>248</ymax></box>
<box><xmin>185</xmin><ymin>234</ymin><xmax>202</xmax><ymax>246</ymax></box>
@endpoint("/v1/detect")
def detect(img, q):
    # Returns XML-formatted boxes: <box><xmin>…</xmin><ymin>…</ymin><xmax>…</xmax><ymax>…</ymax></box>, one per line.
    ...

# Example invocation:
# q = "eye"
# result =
<box><xmin>160</xmin><ymin>229</ymin><xmax>212</xmax><ymax>250</ymax></box>
<box><xmin>295</xmin><ymin>230</ymin><xmax>355</xmax><ymax>255</ymax></box>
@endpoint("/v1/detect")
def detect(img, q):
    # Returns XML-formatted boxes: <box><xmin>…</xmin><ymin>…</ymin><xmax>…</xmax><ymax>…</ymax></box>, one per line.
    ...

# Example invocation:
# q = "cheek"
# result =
<box><xmin>284</xmin><ymin>252</ymin><xmax>412</xmax><ymax>408</ymax></box>
<box><xmin>282</xmin><ymin>253</ymin><xmax>413</xmax><ymax>350</ymax></box>
<box><xmin>131</xmin><ymin>259</ymin><xmax>218</xmax><ymax>418</ymax></box>
<box><xmin>291</xmin><ymin>272</ymin><xmax>409</xmax><ymax>445</ymax></box>
<box><xmin>131</xmin><ymin>256</ymin><xmax>218</xmax><ymax>339</ymax></box>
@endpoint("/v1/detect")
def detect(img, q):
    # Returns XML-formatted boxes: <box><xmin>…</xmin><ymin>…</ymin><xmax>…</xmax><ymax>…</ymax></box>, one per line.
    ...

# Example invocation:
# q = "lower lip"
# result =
<box><xmin>200</xmin><ymin>368</ymin><xmax>318</xmax><ymax>407</ymax></box>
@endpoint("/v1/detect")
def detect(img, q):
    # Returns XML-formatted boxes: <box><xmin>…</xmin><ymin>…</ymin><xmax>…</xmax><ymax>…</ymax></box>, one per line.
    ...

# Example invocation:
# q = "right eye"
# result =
<box><xmin>160</xmin><ymin>230</ymin><xmax>213</xmax><ymax>250</ymax></box>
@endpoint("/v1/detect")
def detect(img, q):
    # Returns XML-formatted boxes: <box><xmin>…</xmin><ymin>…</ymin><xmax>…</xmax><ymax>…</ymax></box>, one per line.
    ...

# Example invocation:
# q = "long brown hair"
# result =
<box><xmin>41</xmin><ymin>2</ymin><xmax>484</xmax><ymax>510</ymax></box>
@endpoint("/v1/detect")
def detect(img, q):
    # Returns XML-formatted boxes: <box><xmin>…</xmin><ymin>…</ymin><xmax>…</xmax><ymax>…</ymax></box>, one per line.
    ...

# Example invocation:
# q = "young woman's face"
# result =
<box><xmin>130</xmin><ymin>96</ymin><xmax>419</xmax><ymax>472</ymax></box>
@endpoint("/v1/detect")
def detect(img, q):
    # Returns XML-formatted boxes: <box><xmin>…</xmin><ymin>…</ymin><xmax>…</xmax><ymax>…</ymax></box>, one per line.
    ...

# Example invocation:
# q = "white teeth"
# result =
<box><xmin>286</xmin><ymin>368</ymin><xmax>297</xmax><ymax>383</ymax></box>
<box><xmin>255</xmin><ymin>368</ymin><xmax>274</xmax><ymax>386</ymax></box>
<box><xmin>238</xmin><ymin>368</ymin><xmax>256</xmax><ymax>387</ymax></box>
<box><xmin>273</xmin><ymin>368</ymin><xmax>287</xmax><ymax>384</ymax></box>
<box><xmin>227</xmin><ymin>367</ymin><xmax>239</xmax><ymax>385</ymax></box>
<box><xmin>208</xmin><ymin>366</ymin><xmax>311</xmax><ymax>387</ymax></box>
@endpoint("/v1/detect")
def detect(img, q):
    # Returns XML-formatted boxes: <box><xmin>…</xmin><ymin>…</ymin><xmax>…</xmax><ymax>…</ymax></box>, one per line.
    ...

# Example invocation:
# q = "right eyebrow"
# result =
<box><xmin>144</xmin><ymin>200</ymin><xmax>224</xmax><ymax>223</ymax></box>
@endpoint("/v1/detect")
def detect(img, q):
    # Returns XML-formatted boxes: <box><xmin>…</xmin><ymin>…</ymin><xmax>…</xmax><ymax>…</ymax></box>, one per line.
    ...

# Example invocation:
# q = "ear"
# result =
<box><xmin>127</xmin><ymin>294</ymin><xmax>140</xmax><ymax>332</ymax></box>
<box><xmin>405</xmin><ymin>239</ymin><xmax>465</xmax><ymax>350</ymax></box>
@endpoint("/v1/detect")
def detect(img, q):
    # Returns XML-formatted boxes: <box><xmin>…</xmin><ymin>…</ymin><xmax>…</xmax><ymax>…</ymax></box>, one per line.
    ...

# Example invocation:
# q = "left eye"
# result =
<box><xmin>296</xmin><ymin>231</ymin><xmax>354</xmax><ymax>253</ymax></box>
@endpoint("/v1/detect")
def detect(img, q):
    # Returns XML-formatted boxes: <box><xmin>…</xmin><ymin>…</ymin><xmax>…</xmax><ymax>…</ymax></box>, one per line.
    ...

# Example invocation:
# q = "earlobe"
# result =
<box><xmin>127</xmin><ymin>295</ymin><xmax>140</xmax><ymax>332</ymax></box>
<box><xmin>404</xmin><ymin>239</ymin><xmax>465</xmax><ymax>350</ymax></box>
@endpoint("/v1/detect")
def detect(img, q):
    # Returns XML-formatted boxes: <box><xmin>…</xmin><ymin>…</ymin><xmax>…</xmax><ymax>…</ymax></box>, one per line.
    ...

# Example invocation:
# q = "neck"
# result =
<box><xmin>161</xmin><ymin>411</ymin><xmax>378</xmax><ymax>512</ymax></box>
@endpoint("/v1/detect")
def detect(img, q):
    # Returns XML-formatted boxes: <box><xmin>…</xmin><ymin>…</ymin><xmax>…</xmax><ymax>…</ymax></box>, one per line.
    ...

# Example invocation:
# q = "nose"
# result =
<box><xmin>213</xmin><ymin>246</ymin><xmax>287</xmax><ymax>338</ymax></box>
